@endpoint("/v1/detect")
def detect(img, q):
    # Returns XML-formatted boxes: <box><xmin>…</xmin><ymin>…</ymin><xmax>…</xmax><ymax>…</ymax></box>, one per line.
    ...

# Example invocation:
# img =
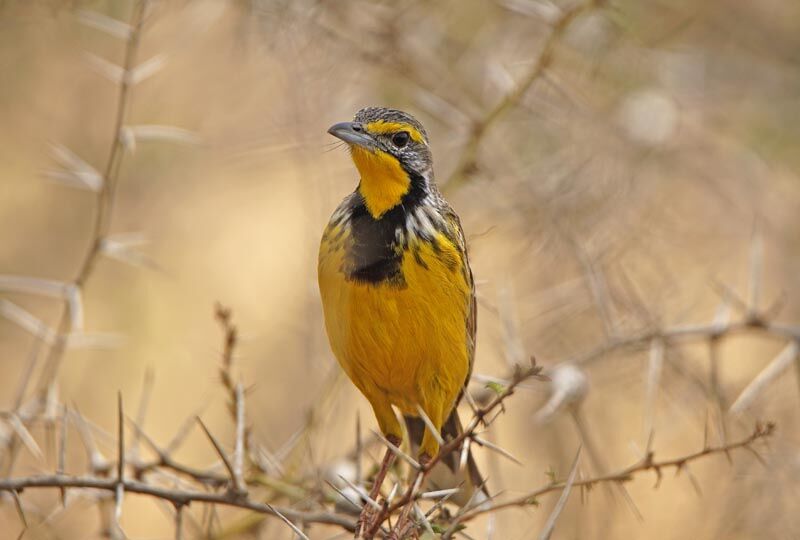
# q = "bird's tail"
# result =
<box><xmin>404</xmin><ymin>409</ymin><xmax>489</xmax><ymax>507</ymax></box>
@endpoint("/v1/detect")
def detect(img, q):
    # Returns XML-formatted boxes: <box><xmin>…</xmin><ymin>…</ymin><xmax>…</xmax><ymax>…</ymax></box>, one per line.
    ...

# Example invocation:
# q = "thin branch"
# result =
<box><xmin>415</xmin><ymin>405</ymin><xmax>444</xmax><ymax>447</ymax></box>
<box><xmin>129</xmin><ymin>368</ymin><xmax>154</xmax><ymax>464</ymax></box>
<box><xmin>708</xmin><ymin>336</ymin><xmax>727</xmax><ymax>444</ymax></box>
<box><xmin>12</xmin><ymin>489</ymin><xmax>28</xmax><ymax>529</ymax></box>
<box><xmin>195</xmin><ymin>417</ymin><xmax>241</xmax><ymax>495</ymax></box>
<box><xmin>455</xmin><ymin>422</ymin><xmax>775</xmax><ymax>524</ymax></box>
<box><xmin>115</xmin><ymin>393</ymin><xmax>125</xmax><ymax>526</ymax></box>
<box><xmin>443</xmin><ymin>0</ymin><xmax>597</xmax><ymax>191</ymax></box>
<box><xmin>539</xmin><ymin>447</ymin><xmax>581</xmax><ymax>540</ymax></box>
<box><xmin>126</xmin><ymin>416</ymin><xmax>228</xmax><ymax>487</ymax></box>
<box><xmin>174</xmin><ymin>504</ymin><xmax>184</xmax><ymax>540</ymax></box>
<box><xmin>644</xmin><ymin>337</ymin><xmax>665</xmax><ymax>439</ymax></box>
<box><xmin>35</xmin><ymin>0</ymin><xmax>150</xmax><ymax>399</ymax></box>
<box><xmin>272</xmin><ymin>506</ymin><xmax>312</xmax><ymax>540</ymax></box>
<box><xmin>372</xmin><ymin>431</ymin><xmax>420</xmax><ymax>470</ymax></box>
<box><xmin>731</xmin><ymin>341</ymin><xmax>800</xmax><ymax>413</ymax></box>
<box><xmin>575</xmin><ymin>315</ymin><xmax>800</xmax><ymax>367</ymax></box>
<box><xmin>165</xmin><ymin>407</ymin><xmax>209</xmax><ymax>456</ymax></box>
<box><xmin>471</xmin><ymin>435</ymin><xmax>523</xmax><ymax>466</ymax></box>
<box><xmin>117</xmin><ymin>393</ymin><xmax>125</xmax><ymax>483</ymax></box>
<box><xmin>57</xmin><ymin>406</ymin><xmax>68</xmax><ymax>505</ymax></box>
<box><xmin>0</xmin><ymin>475</ymin><xmax>356</xmax><ymax>531</ymax></box>
<box><xmin>214</xmin><ymin>302</ymin><xmax>238</xmax><ymax>395</ymax></box>
<box><xmin>747</xmin><ymin>224</ymin><xmax>763</xmax><ymax>316</ymax></box>
<box><xmin>233</xmin><ymin>383</ymin><xmax>247</xmax><ymax>494</ymax></box>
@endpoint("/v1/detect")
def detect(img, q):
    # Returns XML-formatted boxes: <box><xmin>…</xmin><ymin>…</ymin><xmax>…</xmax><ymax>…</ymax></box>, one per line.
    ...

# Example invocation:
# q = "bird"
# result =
<box><xmin>318</xmin><ymin>107</ymin><xmax>486</xmax><ymax>532</ymax></box>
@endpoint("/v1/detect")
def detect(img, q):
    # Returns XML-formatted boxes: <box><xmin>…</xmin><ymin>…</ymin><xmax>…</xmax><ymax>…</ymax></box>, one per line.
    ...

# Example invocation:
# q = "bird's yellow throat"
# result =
<box><xmin>351</xmin><ymin>146</ymin><xmax>410</xmax><ymax>219</ymax></box>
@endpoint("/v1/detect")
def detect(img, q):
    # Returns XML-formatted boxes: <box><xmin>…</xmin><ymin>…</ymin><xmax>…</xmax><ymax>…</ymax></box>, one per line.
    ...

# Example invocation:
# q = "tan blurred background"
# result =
<box><xmin>1</xmin><ymin>0</ymin><xmax>799</xmax><ymax>538</ymax></box>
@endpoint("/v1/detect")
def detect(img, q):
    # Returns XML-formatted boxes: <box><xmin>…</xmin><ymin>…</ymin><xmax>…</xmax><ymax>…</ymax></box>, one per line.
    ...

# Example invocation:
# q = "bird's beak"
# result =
<box><xmin>327</xmin><ymin>121</ymin><xmax>375</xmax><ymax>149</ymax></box>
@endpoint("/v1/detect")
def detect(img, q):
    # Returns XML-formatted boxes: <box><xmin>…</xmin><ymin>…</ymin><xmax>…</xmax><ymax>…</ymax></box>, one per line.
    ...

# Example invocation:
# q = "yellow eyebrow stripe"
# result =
<box><xmin>364</xmin><ymin>120</ymin><xmax>426</xmax><ymax>144</ymax></box>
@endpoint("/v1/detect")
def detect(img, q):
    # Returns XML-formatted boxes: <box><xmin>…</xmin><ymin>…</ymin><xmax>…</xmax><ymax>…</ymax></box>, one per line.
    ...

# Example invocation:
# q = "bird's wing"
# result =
<box><xmin>439</xmin><ymin>200</ymin><xmax>476</xmax><ymax>385</ymax></box>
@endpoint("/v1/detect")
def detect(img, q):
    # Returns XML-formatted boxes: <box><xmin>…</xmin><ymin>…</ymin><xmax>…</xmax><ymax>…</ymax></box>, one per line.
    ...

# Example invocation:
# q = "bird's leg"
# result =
<box><xmin>355</xmin><ymin>435</ymin><xmax>400</xmax><ymax>539</ymax></box>
<box><xmin>369</xmin><ymin>437</ymin><xmax>400</xmax><ymax>503</ymax></box>
<box><xmin>386</xmin><ymin>453</ymin><xmax>431</xmax><ymax>540</ymax></box>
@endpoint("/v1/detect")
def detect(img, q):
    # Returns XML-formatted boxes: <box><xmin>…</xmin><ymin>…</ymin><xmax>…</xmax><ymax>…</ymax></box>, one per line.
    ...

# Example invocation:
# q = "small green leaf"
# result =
<box><xmin>545</xmin><ymin>466</ymin><xmax>557</xmax><ymax>483</ymax></box>
<box><xmin>485</xmin><ymin>381</ymin><xmax>506</xmax><ymax>395</ymax></box>
<box><xmin>433</xmin><ymin>523</ymin><xmax>466</xmax><ymax>534</ymax></box>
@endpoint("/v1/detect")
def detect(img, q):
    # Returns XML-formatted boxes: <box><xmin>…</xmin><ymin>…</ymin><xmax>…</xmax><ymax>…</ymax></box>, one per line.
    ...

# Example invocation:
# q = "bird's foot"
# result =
<box><xmin>418</xmin><ymin>452</ymin><xmax>432</xmax><ymax>469</ymax></box>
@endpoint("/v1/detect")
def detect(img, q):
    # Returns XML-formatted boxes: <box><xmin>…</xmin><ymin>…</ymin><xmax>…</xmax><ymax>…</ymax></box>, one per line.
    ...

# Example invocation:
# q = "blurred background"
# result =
<box><xmin>1</xmin><ymin>0</ymin><xmax>799</xmax><ymax>538</ymax></box>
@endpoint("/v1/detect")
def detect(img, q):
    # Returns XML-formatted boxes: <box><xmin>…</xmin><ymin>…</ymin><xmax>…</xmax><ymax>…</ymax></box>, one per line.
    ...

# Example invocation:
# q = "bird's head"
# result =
<box><xmin>328</xmin><ymin>107</ymin><xmax>433</xmax><ymax>219</ymax></box>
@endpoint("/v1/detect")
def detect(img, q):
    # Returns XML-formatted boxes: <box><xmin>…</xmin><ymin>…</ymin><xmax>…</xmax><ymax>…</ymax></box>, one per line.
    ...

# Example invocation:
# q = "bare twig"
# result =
<box><xmin>644</xmin><ymin>337</ymin><xmax>665</xmax><ymax>439</ymax></box>
<box><xmin>415</xmin><ymin>405</ymin><xmax>444</xmax><ymax>447</ymax></box>
<box><xmin>455</xmin><ymin>422</ymin><xmax>775</xmax><ymax>524</ymax></box>
<box><xmin>443</xmin><ymin>0</ymin><xmax>597</xmax><ymax>191</ymax></box>
<box><xmin>12</xmin><ymin>489</ymin><xmax>28</xmax><ymax>530</ymax></box>
<box><xmin>730</xmin><ymin>341</ymin><xmax>799</xmax><ymax>414</ymax></box>
<box><xmin>539</xmin><ymin>447</ymin><xmax>581</xmax><ymax>540</ymax></box>
<box><xmin>115</xmin><ymin>393</ymin><xmax>125</xmax><ymax>525</ymax></box>
<box><xmin>117</xmin><ymin>393</ymin><xmax>125</xmax><ymax>483</ymax></box>
<box><xmin>127</xmin><ymin>416</ymin><xmax>228</xmax><ymax>487</ymax></box>
<box><xmin>708</xmin><ymin>336</ymin><xmax>727</xmax><ymax>444</ymax></box>
<box><xmin>233</xmin><ymin>383</ymin><xmax>247</xmax><ymax>493</ymax></box>
<box><xmin>196</xmin><ymin>417</ymin><xmax>241</xmax><ymax>495</ymax></box>
<box><xmin>0</xmin><ymin>474</ymin><xmax>356</xmax><ymax>531</ymax></box>
<box><xmin>575</xmin><ymin>315</ymin><xmax>800</xmax><ymax>367</ymax></box>
<box><xmin>36</xmin><ymin>0</ymin><xmax>150</xmax><ymax>397</ymax></box>
<box><xmin>129</xmin><ymin>368</ymin><xmax>154</xmax><ymax>465</ymax></box>
<box><xmin>174</xmin><ymin>504</ymin><xmax>184</xmax><ymax>540</ymax></box>
<box><xmin>747</xmin><ymin>224</ymin><xmax>763</xmax><ymax>316</ymax></box>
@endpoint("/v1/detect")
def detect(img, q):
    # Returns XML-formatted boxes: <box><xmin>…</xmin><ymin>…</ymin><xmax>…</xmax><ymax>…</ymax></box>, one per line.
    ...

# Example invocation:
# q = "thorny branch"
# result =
<box><xmin>0</xmin><ymin>474</ymin><xmax>356</xmax><ymax>531</ymax></box>
<box><xmin>361</xmin><ymin>363</ymin><xmax>547</xmax><ymax>538</ymax></box>
<box><xmin>0</xmin><ymin>410</ymin><xmax>774</xmax><ymax>538</ymax></box>
<box><xmin>443</xmin><ymin>0</ymin><xmax>602</xmax><ymax>192</ymax></box>
<box><xmin>215</xmin><ymin>302</ymin><xmax>239</xmax><ymax>397</ymax></box>
<box><xmin>452</xmin><ymin>421</ymin><xmax>775</xmax><ymax>527</ymax></box>
<box><xmin>572</xmin><ymin>314</ymin><xmax>800</xmax><ymax>367</ymax></box>
<box><xmin>0</xmin><ymin>0</ymin><xmax>151</xmax><ymax>501</ymax></box>
<box><xmin>36</xmin><ymin>0</ymin><xmax>149</xmax><ymax>396</ymax></box>
<box><xmin>1</xmin><ymin>302</ymin><xmax>358</xmax><ymax>537</ymax></box>
<box><xmin>358</xmin><ymin>352</ymin><xmax>775</xmax><ymax>539</ymax></box>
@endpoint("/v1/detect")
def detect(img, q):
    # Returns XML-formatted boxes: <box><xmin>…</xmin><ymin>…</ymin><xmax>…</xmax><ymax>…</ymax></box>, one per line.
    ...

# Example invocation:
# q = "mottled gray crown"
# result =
<box><xmin>354</xmin><ymin>107</ymin><xmax>429</xmax><ymax>143</ymax></box>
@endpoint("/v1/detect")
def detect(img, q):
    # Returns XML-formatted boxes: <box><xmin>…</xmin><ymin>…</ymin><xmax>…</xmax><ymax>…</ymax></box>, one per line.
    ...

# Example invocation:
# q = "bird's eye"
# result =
<box><xmin>392</xmin><ymin>131</ymin><xmax>410</xmax><ymax>148</ymax></box>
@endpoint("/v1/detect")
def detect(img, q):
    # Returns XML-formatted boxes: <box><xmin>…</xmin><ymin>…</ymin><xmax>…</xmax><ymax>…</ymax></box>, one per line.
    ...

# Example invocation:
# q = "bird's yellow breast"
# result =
<box><xmin>318</xmin><ymin>227</ymin><xmax>471</xmax><ymax>418</ymax></box>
